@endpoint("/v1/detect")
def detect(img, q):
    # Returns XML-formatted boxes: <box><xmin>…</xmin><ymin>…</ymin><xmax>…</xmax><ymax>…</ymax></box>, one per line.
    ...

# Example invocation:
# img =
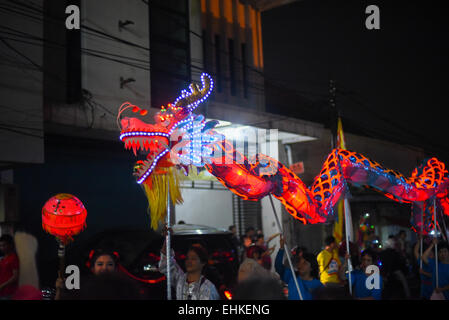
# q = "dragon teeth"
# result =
<box><xmin>124</xmin><ymin>136</ymin><xmax>167</xmax><ymax>155</ymax></box>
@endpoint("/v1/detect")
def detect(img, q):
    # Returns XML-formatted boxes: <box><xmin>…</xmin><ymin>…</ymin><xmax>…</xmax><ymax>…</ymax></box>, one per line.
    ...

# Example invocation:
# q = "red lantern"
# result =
<box><xmin>42</xmin><ymin>193</ymin><xmax>87</xmax><ymax>245</ymax></box>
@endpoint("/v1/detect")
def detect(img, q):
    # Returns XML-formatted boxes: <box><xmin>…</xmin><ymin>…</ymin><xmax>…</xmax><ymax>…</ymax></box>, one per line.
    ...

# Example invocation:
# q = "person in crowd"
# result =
<box><xmin>255</xmin><ymin>233</ymin><xmax>279</xmax><ymax>270</ymax></box>
<box><xmin>233</xmin><ymin>275</ymin><xmax>286</xmax><ymax>300</ymax></box>
<box><xmin>255</xmin><ymin>232</ymin><xmax>280</xmax><ymax>249</ymax></box>
<box><xmin>343</xmin><ymin>249</ymin><xmax>383</xmax><ymax>300</ymax></box>
<box><xmin>228</xmin><ymin>225</ymin><xmax>241</xmax><ymax>250</ymax></box>
<box><xmin>338</xmin><ymin>240</ymin><xmax>361</xmax><ymax>271</ymax></box>
<box><xmin>397</xmin><ymin>230</ymin><xmax>409</xmax><ymax>257</ymax></box>
<box><xmin>291</xmin><ymin>245</ymin><xmax>307</xmax><ymax>261</ymax></box>
<box><xmin>55</xmin><ymin>248</ymin><xmax>120</xmax><ymax>300</ymax></box>
<box><xmin>245</xmin><ymin>243</ymin><xmax>265</xmax><ymax>266</ymax></box>
<box><xmin>386</xmin><ymin>235</ymin><xmax>400</xmax><ymax>252</ymax></box>
<box><xmin>254</xmin><ymin>234</ymin><xmax>265</xmax><ymax>247</ymax></box>
<box><xmin>397</xmin><ymin>230</ymin><xmax>413</xmax><ymax>274</ymax></box>
<box><xmin>317</xmin><ymin>236</ymin><xmax>344</xmax><ymax>287</ymax></box>
<box><xmin>378</xmin><ymin>237</ymin><xmax>411</xmax><ymax>299</ymax></box>
<box><xmin>237</xmin><ymin>257</ymin><xmax>271</xmax><ymax>283</ymax></box>
<box><xmin>241</xmin><ymin>227</ymin><xmax>256</xmax><ymax>250</ymax></box>
<box><xmin>414</xmin><ymin>235</ymin><xmax>434</xmax><ymax>299</ymax></box>
<box><xmin>159</xmin><ymin>239</ymin><xmax>220</xmax><ymax>300</ymax></box>
<box><xmin>11</xmin><ymin>231</ymin><xmax>42</xmax><ymax>300</ymax></box>
<box><xmin>0</xmin><ymin>234</ymin><xmax>19</xmax><ymax>299</ymax></box>
<box><xmin>422</xmin><ymin>238</ymin><xmax>449</xmax><ymax>300</ymax></box>
<box><xmin>87</xmin><ymin>249</ymin><xmax>119</xmax><ymax>275</ymax></box>
<box><xmin>364</xmin><ymin>231</ymin><xmax>377</xmax><ymax>250</ymax></box>
<box><xmin>228</xmin><ymin>225</ymin><xmax>244</xmax><ymax>266</ymax></box>
<box><xmin>275</xmin><ymin>235</ymin><xmax>323</xmax><ymax>300</ymax></box>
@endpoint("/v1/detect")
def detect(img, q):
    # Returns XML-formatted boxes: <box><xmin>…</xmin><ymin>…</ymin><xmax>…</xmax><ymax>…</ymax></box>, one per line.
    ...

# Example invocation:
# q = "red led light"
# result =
<box><xmin>224</xmin><ymin>290</ymin><xmax>232</xmax><ymax>300</ymax></box>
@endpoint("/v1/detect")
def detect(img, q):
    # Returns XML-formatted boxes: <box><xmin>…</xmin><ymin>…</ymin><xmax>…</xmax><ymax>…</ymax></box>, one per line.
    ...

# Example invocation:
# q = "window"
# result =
<box><xmin>241</xmin><ymin>43</ymin><xmax>248</xmax><ymax>99</ymax></box>
<box><xmin>228</xmin><ymin>39</ymin><xmax>236</xmax><ymax>96</ymax></box>
<box><xmin>215</xmin><ymin>34</ymin><xmax>222</xmax><ymax>92</ymax></box>
<box><xmin>202</xmin><ymin>29</ymin><xmax>209</xmax><ymax>71</ymax></box>
<box><xmin>233</xmin><ymin>194</ymin><xmax>262</xmax><ymax>238</ymax></box>
<box><xmin>149</xmin><ymin>0</ymin><xmax>190</xmax><ymax>108</ymax></box>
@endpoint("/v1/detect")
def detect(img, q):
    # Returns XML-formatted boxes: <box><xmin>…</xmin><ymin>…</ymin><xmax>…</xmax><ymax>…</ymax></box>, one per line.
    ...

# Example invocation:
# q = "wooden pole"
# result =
<box><xmin>57</xmin><ymin>240</ymin><xmax>65</xmax><ymax>279</ymax></box>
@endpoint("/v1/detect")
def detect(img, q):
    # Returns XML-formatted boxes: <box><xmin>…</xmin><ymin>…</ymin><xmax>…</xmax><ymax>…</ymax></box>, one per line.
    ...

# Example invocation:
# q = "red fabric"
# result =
<box><xmin>12</xmin><ymin>285</ymin><xmax>42</xmax><ymax>300</ymax></box>
<box><xmin>0</xmin><ymin>253</ymin><xmax>19</xmax><ymax>297</ymax></box>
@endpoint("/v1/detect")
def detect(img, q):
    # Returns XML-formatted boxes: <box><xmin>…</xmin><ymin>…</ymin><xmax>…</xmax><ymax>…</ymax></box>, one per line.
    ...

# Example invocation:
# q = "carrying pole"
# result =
<box><xmin>57</xmin><ymin>240</ymin><xmax>66</xmax><ymax>280</ymax></box>
<box><xmin>269</xmin><ymin>195</ymin><xmax>304</xmax><ymax>300</ymax></box>
<box><xmin>344</xmin><ymin>199</ymin><xmax>353</xmax><ymax>295</ymax></box>
<box><xmin>433</xmin><ymin>199</ymin><xmax>439</xmax><ymax>288</ymax></box>
<box><xmin>420</xmin><ymin>204</ymin><xmax>424</xmax><ymax>269</ymax></box>
<box><xmin>166</xmin><ymin>182</ymin><xmax>172</xmax><ymax>300</ymax></box>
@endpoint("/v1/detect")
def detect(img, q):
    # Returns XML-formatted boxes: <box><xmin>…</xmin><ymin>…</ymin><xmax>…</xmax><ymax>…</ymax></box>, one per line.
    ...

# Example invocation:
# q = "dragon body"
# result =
<box><xmin>118</xmin><ymin>73</ymin><xmax>449</xmax><ymax>233</ymax></box>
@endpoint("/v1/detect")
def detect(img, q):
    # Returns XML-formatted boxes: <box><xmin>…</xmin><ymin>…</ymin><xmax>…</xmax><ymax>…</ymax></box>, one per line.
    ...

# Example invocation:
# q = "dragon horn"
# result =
<box><xmin>174</xmin><ymin>73</ymin><xmax>213</xmax><ymax>111</ymax></box>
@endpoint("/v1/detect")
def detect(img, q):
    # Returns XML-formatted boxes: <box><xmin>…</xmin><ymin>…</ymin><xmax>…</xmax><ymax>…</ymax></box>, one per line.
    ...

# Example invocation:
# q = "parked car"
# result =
<box><xmin>42</xmin><ymin>224</ymin><xmax>240</xmax><ymax>300</ymax></box>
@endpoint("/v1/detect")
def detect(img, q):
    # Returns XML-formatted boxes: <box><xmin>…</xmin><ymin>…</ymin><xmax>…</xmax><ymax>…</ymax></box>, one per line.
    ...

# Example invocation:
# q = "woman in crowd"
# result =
<box><xmin>0</xmin><ymin>234</ymin><xmax>19</xmax><ymax>299</ymax></box>
<box><xmin>86</xmin><ymin>249</ymin><xmax>119</xmax><ymax>275</ymax></box>
<box><xmin>275</xmin><ymin>235</ymin><xmax>323</xmax><ymax>300</ymax></box>
<box><xmin>10</xmin><ymin>231</ymin><xmax>42</xmax><ymax>300</ymax></box>
<box><xmin>237</xmin><ymin>257</ymin><xmax>271</xmax><ymax>283</ymax></box>
<box><xmin>255</xmin><ymin>233</ymin><xmax>280</xmax><ymax>270</ymax></box>
<box><xmin>55</xmin><ymin>248</ymin><xmax>119</xmax><ymax>299</ymax></box>
<box><xmin>246</xmin><ymin>243</ymin><xmax>265</xmax><ymax>265</ymax></box>
<box><xmin>159</xmin><ymin>240</ymin><xmax>220</xmax><ymax>300</ymax></box>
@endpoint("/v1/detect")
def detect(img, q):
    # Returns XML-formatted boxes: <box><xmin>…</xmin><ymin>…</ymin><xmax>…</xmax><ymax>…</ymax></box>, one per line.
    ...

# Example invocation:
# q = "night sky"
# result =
<box><xmin>262</xmin><ymin>0</ymin><xmax>449</xmax><ymax>161</ymax></box>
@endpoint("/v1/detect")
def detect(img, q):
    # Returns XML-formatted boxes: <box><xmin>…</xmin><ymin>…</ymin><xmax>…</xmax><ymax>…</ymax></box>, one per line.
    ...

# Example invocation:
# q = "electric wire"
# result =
<box><xmin>1</xmin><ymin>0</ymin><xmax>328</xmax><ymax>99</ymax></box>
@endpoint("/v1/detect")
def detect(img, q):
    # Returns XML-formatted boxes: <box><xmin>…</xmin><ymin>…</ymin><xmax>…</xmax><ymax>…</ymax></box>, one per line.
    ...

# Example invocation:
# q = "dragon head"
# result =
<box><xmin>117</xmin><ymin>73</ymin><xmax>223</xmax><ymax>229</ymax></box>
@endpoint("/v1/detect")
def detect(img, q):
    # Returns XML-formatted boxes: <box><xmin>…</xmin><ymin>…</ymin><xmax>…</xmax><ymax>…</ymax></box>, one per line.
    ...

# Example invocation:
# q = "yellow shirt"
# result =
<box><xmin>317</xmin><ymin>249</ymin><xmax>341</xmax><ymax>284</ymax></box>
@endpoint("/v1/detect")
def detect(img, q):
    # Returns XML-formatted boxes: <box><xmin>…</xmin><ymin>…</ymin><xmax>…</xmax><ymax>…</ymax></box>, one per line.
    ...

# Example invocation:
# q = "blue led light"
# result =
<box><xmin>120</xmin><ymin>131</ymin><xmax>170</xmax><ymax>141</ymax></box>
<box><xmin>173</xmin><ymin>73</ymin><xmax>214</xmax><ymax>112</ymax></box>
<box><xmin>137</xmin><ymin>149</ymin><xmax>170</xmax><ymax>184</ymax></box>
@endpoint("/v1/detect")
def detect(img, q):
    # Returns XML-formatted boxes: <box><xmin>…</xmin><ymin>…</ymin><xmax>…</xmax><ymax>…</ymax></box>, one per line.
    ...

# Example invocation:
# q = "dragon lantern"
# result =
<box><xmin>117</xmin><ymin>73</ymin><xmax>449</xmax><ymax>233</ymax></box>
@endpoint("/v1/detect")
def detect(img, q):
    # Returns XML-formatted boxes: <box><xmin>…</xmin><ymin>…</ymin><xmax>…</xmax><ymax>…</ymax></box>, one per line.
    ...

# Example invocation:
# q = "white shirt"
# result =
<box><xmin>159</xmin><ymin>250</ymin><xmax>220</xmax><ymax>300</ymax></box>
